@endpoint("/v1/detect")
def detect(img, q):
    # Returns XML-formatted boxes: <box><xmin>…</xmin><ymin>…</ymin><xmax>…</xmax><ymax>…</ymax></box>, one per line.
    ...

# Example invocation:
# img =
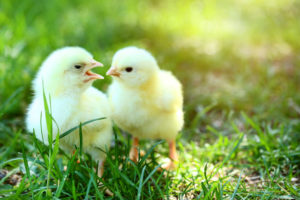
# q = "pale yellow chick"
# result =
<box><xmin>26</xmin><ymin>47</ymin><xmax>112</xmax><ymax>176</ymax></box>
<box><xmin>107</xmin><ymin>46</ymin><xmax>184</xmax><ymax>169</ymax></box>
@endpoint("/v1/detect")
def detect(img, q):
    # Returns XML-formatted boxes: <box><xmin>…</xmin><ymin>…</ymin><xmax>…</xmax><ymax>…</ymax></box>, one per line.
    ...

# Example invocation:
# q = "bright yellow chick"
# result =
<box><xmin>26</xmin><ymin>47</ymin><xmax>112</xmax><ymax>176</ymax></box>
<box><xmin>107</xmin><ymin>46</ymin><xmax>184</xmax><ymax>169</ymax></box>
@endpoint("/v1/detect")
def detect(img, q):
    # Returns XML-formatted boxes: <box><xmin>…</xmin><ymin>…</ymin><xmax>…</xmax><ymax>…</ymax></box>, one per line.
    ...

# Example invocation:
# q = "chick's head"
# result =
<box><xmin>107</xmin><ymin>46</ymin><xmax>159</xmax><ymax>87</ymax></box>
<box><xmin>34</xmin><ymin>47</ymin><xmax>103</xmax><ymax>95</ymax></box>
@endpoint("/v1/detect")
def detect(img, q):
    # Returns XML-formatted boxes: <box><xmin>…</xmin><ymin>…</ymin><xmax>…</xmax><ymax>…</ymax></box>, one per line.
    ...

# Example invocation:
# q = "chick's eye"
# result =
<box><xmin>74</xmin><ymin>65</ymin><xmax>82</xmax><ymax>69</ymax></box>
<box><xmin>125</xmin><ymin>67</ymin><xmax>133</xmax><ymax>72</ymax></box>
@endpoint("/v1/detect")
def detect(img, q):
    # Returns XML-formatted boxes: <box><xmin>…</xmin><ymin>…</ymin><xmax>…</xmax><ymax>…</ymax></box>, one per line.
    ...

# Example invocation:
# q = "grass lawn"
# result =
<box><xmin>0</xmin><ymin>0</ymin><xmax>300</xmax><ymax>199</ymax></box>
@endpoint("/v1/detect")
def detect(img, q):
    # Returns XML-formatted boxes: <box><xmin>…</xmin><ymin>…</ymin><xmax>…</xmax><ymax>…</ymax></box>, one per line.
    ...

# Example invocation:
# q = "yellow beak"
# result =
<box><xmin>106</xmin><ymin>67</ymin><xmax>121</xmax><ymax>77</ymax></box>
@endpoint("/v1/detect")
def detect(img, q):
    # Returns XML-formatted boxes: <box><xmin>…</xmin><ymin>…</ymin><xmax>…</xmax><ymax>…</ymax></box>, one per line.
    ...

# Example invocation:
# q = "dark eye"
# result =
<box><xmin>74</xmin><ymin>65</ymin><xmax>82</xmax><ymax>69</ymax></box>
<box><xmin>125</xmin><ymin>67</ymin><xmax>133</xmax><ymax>72</ymax></box>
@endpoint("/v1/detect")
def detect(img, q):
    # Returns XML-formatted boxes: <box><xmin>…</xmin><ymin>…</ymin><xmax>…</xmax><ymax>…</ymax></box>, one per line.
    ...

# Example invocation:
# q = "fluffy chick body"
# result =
<box><xmin>26</xmin><ymin>47</ymin><xmax>112</xmax><ymax>163</ymax></box>
<box><xmin>108</xmin><ymin>49</ymin><xmax>183</xmax><ymax>141</ymax></box>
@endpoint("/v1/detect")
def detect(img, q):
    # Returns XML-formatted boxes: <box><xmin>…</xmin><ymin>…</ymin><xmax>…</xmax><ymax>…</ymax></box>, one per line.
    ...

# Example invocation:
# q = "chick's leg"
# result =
<box><xmin>129</xmin><ymin>137</ymin><xmax>139</xmax><ymax>162</ymax></box>
<box><xmin>169</xmin><ymin>140</ymin><xmax>178</xmax><ymax>162</ymax></box>
<box><xmin>96</xmin><ymin>160</ymin><xmax>113</xmax><ymax>196</ymax></box>
<box><xmin>162</xmin><ymin>140</ymin><xmax>178</xmax><ymax>170</ymax></box>
<box><xmin>97</xmin><ymin>160</ymin><xmax>104</xmax><ymax>177</ymax></box>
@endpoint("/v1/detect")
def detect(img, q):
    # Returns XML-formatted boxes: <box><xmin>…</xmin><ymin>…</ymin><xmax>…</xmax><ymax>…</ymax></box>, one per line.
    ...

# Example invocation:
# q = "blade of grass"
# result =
<box><xmin>209</xmin><ymin>134</ymin><xmax>244</xmax><ymax>180</ymax></box>
<box><xmin>72</xmin><ymin>179</ymin><xmax>77</xmax><ymax>200</ymax></box>
<box><xmin>142</xmin><ymin>164</ymin><xmax>161</xmax><ymax>186</ymax></box>
<box><xmin>42</xmin><ymin>85</ymin><xmax>53</xmax><ymax>148</ymax></box>
<box><xmin>84</xmin><ymin>176</ymin><xmax>93</xmax><ymax>200</ymax></box>
<box><xmin>201</xmin><ymin>182</ymin><xmax>218</xmax><ymax>200</ymax></box>
<box><xmin>191</xmin><ymin>103</ymin><xmax>216</xmax><ymax>129</ymax></box>
<box><xmin>0</xmin><ymin>158</ymin><xmax>23</xmax><ymax>168</ymax></box>
<box><xmin>242</xmin><ymin>112</ymin><xmax>270</xmax><ymax>151</ymax></box>
<box><xmin>21</xmin><ymin>141</ymin><xmax>30</xmax><ymax>177</ymax></box>
<box><xmin>55</xmin><ymin>117</ymin><xmax>106</xmax><ymax>142</ymax></box>
<box><xmin>49</xmin><ymin>133</ymin><xmax>60</xmax><ymax>168</ymax></box>
<box><xmin>42</xmin><ymin>85</ymin><xmax>54</xmax><ymax>197</ymax></box>
<box><xmin>55</xmin><ymin>150</ymin><xmax>79</xmax><ymax>197</ymax></box>
<box><xmin>230</xmin><ymin>170</ymin><xmax>243</xmax><ymax>200</ymax></box>
<box><xmin>0</xmin><ymin>87</ymin><xmax>23</xmax><ymax>119</ymax></box>
<box><xmin>47</xmin><ymin>134</ymin><xmax>60</xmax><ymax>197</ymax></box>
<box><xmin>79</xmin><ymin>122</ymin><xmax>83</xmax><ymax>157</ymax></box>
<box><xmin>204</xmin><ymin>163</ymin><xmax>210</xmax><ymax>187</ymax></box>
<box><xmin>14</xmin><ymin>173</ymin><xmax>28</xmax><ymax>197</ymax></box>
<box><xmin>91</xmin><ymin>173</ymin><xmax>104</xmax><ymax>199</ymax></box>
<box><xmin>150</xmin><ymin>177</ymin><xmax>164</xmax><ymax>199</ymax></box>
<box><xmin>0</xmin><ymin>130</ymin><xmax>21</xmax><ymax>161</ymax></box>
<box><xmin>137</xmin><ymin>165</ymin><xmax>146</xmax><ymax>200</ymax></box>
<box><xmin>0</xmin><ymin>168</ymin><xmax>19</xmax><ymax>185</ymax></box>
<box><xmin>139</xmin><ymin>140</ymin><xmax>163</xmax><ymax>164</ymax></box>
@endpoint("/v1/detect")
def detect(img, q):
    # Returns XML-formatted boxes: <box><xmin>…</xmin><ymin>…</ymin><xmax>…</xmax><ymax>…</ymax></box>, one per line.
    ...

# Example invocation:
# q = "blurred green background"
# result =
<box><xmin>1</xmin><ymin>0</ymin><xmax>300</xmax><ymax>198</ymax></box>
<box><xmin>1</xmin><ymin>0</ymin><xmax>299</xmax><ymax>125</ymax></box>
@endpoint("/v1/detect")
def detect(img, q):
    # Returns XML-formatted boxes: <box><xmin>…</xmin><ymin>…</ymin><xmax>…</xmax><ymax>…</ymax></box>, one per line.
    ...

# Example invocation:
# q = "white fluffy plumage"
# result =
<box><xmin>107</xmin><ymin>46</ymin><xmax>183</xmax><ymax>167</ymax></box>
<box><xmin>26</xmin><ymin>47</ymin><xmax>112</xmax><ymax>174</ymax></box>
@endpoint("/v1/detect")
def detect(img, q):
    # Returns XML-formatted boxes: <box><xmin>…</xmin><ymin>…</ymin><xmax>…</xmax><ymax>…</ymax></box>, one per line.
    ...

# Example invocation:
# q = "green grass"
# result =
<box><xmin>1</xmin><ymin>0</ymin><xmax>300</xmax><ymax>199</ymax></box>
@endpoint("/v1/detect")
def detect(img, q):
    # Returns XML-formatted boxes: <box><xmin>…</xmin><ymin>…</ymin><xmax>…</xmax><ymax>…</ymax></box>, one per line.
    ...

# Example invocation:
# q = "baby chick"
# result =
<box><xmin>107</xmin><ymin>46</ymin><xmax>184</xmax><ymax>169</ymax></box>
<box><xmin>26</xmin><ymin>47</ymin><xmax>112</xmax><ymax>176</ymax></box>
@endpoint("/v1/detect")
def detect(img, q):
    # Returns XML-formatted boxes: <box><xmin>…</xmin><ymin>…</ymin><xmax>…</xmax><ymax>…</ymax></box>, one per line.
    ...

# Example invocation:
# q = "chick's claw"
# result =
<box><xmin>161</xmin><ymin>160</ymin><xmax>176</xmax><ymax>171</ymax></box>
<box><xmin>158</xmin><ymin>140</ymin><xmax>178</xmax><ymax>171</ymax></box>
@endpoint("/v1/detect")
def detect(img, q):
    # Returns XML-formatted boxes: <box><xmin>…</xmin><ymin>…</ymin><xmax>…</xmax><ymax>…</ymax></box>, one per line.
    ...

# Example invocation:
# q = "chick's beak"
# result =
<box><xmin>84</xmin><ymin>59</ymin><xmax>104</xmax><ymax>82</ymax></box>
<box><xmin>106</xmin><ymin>66</ymin><xmax>120</xmax><ymax>77</ymax></box>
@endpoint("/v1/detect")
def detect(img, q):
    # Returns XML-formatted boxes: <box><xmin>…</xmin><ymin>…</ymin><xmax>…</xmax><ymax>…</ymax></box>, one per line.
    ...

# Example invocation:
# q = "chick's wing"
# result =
<box><xmin>154</xmin><ymin>70</ymin><xmax>183</xmax><ymax>112</ymax></box>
